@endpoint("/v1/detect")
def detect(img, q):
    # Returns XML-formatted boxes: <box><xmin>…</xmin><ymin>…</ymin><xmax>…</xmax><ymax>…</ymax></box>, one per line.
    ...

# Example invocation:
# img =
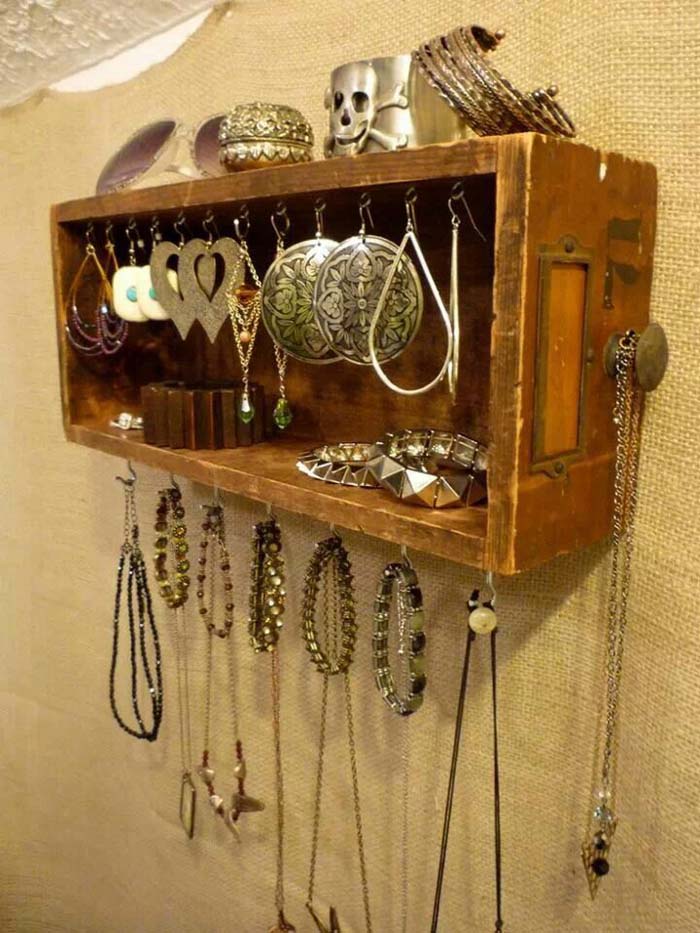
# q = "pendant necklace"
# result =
<box><xmin>196</xmin><ymin>500</ymin><xmax>264</xmax><ymax>839</ymax></box>
<box><xmin>581</xmin><ymin>330</ymin><xmax>643</xmax><ymax>896</ymax></box>
<box><xmin>152</xmin><ymin>479</ymin><xmax>196</xmax><ymax>837</ymax></box>
<box><xmin>372</xmin><ymin>555</ymin><xmax>428</xmax><ymax>932</ymax></box>
<box><xmin>247</xmin><ymin>515</ymin><xmax>296</xmax><ymax>933</ymax></box>
<box><xmin>431</xmin><ymin>581</ymin><xmax>503</xmax><ymax>932</ymax></box>
<box><xmin>109</xmin><ymin>462</ymin><xmax>163</xmax><ymax>742</ymax></box>
<box><xmin>262</xmin><ymin>205</ymin><xmax>294</xmax><ymax>430</ymax></box>
<box><xmin>302</xmin><ymin>533</ymin><xmax>372</xmax><ymax>933</ymax></box>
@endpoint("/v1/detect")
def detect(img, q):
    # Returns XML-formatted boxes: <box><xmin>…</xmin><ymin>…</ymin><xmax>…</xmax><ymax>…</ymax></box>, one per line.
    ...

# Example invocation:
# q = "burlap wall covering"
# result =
<box><xmin>0</xmin><ymin>1</ymin><xmax>697</xmax><ymax>931</ymax></box>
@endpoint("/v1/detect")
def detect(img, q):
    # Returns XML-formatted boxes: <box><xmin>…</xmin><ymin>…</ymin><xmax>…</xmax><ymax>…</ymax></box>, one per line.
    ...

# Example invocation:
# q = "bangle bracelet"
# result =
<box><xmin>248</xmin><ymin>517</ymin><xmax>286</xmax><ymax>652</ymax></box>
<box><xmin>372</xmin><ymin>561</ymin><xmax>427</xmax><ymax>716</ymax></box>
<box><xmin>302</xmin><ymin>535</ymin><xmax>357</xmax><ymax>675</ymax></box>
<box><xmin>153</xmin><ymin>483</ymin><xmax>191</xmax><ymax>609</ymax></box>
<box><xmin>296</xmin><ymin>442</ymin><xmax>379</xmax><ymax>488</ymax></box>
<box><xmin>368</xmin><ymin>429</ymin><xmax>488</xmax><ymax>508</ymax></box>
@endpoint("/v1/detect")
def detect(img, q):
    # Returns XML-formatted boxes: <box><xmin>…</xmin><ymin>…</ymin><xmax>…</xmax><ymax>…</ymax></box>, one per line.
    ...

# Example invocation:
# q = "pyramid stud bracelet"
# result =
<box><xmin>367</xmin><ymin>429</ymin><xmax>488</xmax><ymax>508</ymax></box>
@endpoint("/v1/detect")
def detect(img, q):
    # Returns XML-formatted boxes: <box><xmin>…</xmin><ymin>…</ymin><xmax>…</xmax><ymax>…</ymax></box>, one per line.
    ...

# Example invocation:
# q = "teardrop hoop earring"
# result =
<box><xmin>368</xmin><ymin>188</ymin><xmax>454</xmax><ymax>396</ymax></box>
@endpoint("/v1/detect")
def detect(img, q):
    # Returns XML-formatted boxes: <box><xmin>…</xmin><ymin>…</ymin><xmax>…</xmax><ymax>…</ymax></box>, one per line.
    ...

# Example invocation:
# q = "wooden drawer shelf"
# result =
<box><xmin>52</xmin><ymin>133</ymin><xmax>656</xmax><ymax>573</ymax></box>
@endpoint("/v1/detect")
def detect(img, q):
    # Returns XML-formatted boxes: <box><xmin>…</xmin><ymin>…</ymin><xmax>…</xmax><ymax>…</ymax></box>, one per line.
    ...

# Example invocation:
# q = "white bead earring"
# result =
<box><xmin>113</xmin><ymin>219</ymin><xmax>148</xmax><ymax>322</ymax></box>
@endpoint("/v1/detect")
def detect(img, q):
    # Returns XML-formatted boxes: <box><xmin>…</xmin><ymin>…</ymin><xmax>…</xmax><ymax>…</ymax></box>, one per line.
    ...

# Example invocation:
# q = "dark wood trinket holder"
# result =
<box><xmin>51</xmin><ymin>133</ymin><xmax>656</xmax><ymax>573</ymax></box>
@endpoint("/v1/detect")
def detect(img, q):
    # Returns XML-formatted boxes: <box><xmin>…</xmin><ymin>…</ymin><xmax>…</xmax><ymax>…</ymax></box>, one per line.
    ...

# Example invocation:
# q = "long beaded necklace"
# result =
<box><xmin>196</xmin><ymin>501</ymin><xmax>264</xmax><ymax>839</ymax></box>
<box><xmin>371</xmin><ymin>557</ymin><xmax>427</xmax><ymax>933</ymax></box>
<box><xmin>302</xmin><ymin>534</ymin><xmax>372</xmax><ymax>933</ymax></box>
<box><xmin>109</xmin><ymin>463</ymin><xmax>163</xmax><ymax>742</ymax></box>
<box><xmin>581</xmin><ymin>330</ymin><xmax>643</xmax><ymax>896</ymax></box>
<box><xmin>153</xmin><ymin>480</ymin><xmax>196</xmax><ymax>837</ymax></box>
<box><xmin>248</xmin><ymin>516</ymin><xmax>296</xmax><ymax>933</ymax></box>
<box><xmin>431</xmin><ymin>584</ymin><xmax>503</xmax><ymax>933</ymax></box>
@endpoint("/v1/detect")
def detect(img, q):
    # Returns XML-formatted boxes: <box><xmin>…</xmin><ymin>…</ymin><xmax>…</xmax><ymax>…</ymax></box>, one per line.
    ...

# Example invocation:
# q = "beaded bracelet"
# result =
<box><xmin>302</xmin><ymin>535</ymin><xmax>357</xmax><ymax>675</ymax></box>
<box><xmin>196</xmin><ymin>505</ymin><xmax>234</xmax><ymax>637</ymax></box>
<box><xmin>372</xmin><ymin>561</ymin><xmax>427</xmax><ymax>715</ymax></box>
<box><xmin>153</xmin><ymin>483</ymin><xmax>191</xmax><ymax>609</ymax></box>
<box><xmin>248</xmin><ymin>517</ymin><xmax>286</xmax><ymax>652</ymax></box>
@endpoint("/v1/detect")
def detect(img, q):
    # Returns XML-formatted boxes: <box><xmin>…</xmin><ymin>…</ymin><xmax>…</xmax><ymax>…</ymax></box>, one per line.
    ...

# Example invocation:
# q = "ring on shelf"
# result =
<box><xmin>367</xmin><ymin>429</ymin><xmax>488</xmax><ymax>508</ymax></box>
<box><xmin>296</xmin><ymin>443</ymin><xmax>379</xmax><ymax>488</ymax></box>
<box><xmin>110</xmin><ymin>412</ymin><xmax>144</xmax><ymax>431</ymax></box>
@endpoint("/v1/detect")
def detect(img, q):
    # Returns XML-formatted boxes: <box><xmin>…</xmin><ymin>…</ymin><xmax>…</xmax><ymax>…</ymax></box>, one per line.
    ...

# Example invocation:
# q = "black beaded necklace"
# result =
<box><xmin>109</xmin><ymin>463</ymin><xmax>163</xmax><ymax>742</ymax></box>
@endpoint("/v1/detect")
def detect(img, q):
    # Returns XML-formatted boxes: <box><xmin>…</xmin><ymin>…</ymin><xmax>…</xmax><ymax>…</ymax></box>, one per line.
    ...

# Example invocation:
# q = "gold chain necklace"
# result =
<box><xmin>582</xmin><ymin>330</ymin><xmax>643</xmax><ymax>896</ymax></box>
<box><xmin>303</xmin><ymin>536</ymin><xmax>372</xmax><ymax>933</ymax></box>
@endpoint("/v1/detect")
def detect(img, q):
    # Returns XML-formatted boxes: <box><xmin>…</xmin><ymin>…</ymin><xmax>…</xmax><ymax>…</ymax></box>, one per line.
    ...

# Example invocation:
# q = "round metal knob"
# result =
<box><xmin>603</xmin><ymin>323</ymin><xmax>668</xmax><ymax>392</ymax></box>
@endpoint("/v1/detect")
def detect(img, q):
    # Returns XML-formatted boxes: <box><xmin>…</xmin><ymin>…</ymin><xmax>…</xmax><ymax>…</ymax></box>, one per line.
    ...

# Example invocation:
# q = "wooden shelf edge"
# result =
<box><xmin>53</xmin><ymin>137</ymin><xmax>502</xmax><ymax>223</ymax></box>
<box><xmin>66</xmin><ymin>423</ymin><xmax>487</xmax><ymax>568</ymax></box>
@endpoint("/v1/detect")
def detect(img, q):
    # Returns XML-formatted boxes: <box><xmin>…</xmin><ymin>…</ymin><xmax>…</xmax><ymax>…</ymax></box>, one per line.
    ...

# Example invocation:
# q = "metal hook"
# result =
<box><xmin>405</xmin><ymin>187</ymin><xmax>418</xmax><ymax>232</ymax></box>
<box><xmin>234</xmin><ymin>204</ymin><xmax>250</xmax><ymax>242</ymax></box>
<box><xmin>203</xmin><ymin>209</ymin><xmax>219</xmax><ymax>245</ymax></box>
<box><xmin>266</xmin><ymin>501</ymin><xmax>274</xmax><ymax>518</ymax></box>
<box><xmin>150</xmin><ymin>215</ymin><xmax>162</xmax><ymax>250</ymax></box>
<box><xmin>115</xmin><ymin>459</ymin><xmax>137</xmax><ymax>486</ymax></box>
<box><xmin>329</xmin><ymin>522</ymin><xmax>339</xmax><ymax>538</ymax></box>
<box><xmin>358</xmin><ymin>192</ymin><xmax>374</xmax><ymax>237</ymax></box>
<box><xmin>483</xmin><ymin>570</ymin><xmax>496</xmax><ymax>606</ymax></box>
<box><xmin>169</xmin><ymin>472</ymin><xmax>181</xmax><ymax>492</ymax></box>
<box><xmin>85</xmin><ymin>222</ymin><xmax>95</xmax><ymax>250</ymax></box>
<box><xmin>271</xmin><ymin>201</ymin><xmax>290</xmax><ymax>244</ymax></box>
<box><xmin>104</xmin><ymin>220</ymin><xmax>115</xmax><ymax>250</ymax></box>
<box><xmin>126</xmin><ymin>217</ymin><xmax>140</xmax><ymax>262</ymax></box>
<box><xmin>314</xmin><ymin>198</ymin><xmax>326</xmax><ymax>238</ymax></box>
<box><xmin>448</xmin><ymin>181</ymin><xmax>487</xmax><ymax>242</ymax></box>
<box><xmin>174</xmin><ymin>211</ymin><xmax>190</xmax><ymax>247</ymax></box>
<box><xmin>401</xmin><ymin>543</ymin><xmax>413</xmax><ymax>567</ymax></box>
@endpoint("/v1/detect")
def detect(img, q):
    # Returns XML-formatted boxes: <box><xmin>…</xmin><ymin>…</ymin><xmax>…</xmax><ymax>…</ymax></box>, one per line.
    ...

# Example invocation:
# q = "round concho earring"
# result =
<box><xmin>313</xmin><ymin>193</ymin><xmax>423</xmax><ymax>365</ymax></box>
<box><xmin>261</xmin><ymin>200</ymin><xmax>341</xmax><ymax>364</ymax></box>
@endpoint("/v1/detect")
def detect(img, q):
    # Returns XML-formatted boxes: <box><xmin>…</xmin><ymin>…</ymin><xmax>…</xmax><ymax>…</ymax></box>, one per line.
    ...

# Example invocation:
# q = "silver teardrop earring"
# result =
<box><xmin>368</xmin><ymin>188</ymin><xmax>453</xmax><ymax>396</ymax></box>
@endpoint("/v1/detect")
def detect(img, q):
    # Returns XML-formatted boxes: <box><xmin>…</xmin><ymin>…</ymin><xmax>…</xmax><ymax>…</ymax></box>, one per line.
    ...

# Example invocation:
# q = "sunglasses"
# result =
<box><xmin>95</xmin><ymin>115</ymin><xmax>226</xmax><ymax>196</ymax></box>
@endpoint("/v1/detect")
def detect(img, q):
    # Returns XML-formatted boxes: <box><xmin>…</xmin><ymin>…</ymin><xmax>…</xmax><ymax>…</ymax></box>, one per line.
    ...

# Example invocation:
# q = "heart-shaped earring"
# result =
<box><xmin>150</xmin><ymin>239</ymin><xmax>190</xmax><ymax>336</ymax></box>
<box><xmin>178</xmin><ymin>233</ymin><xmax>242</xmax><ymax>343</ymax></box>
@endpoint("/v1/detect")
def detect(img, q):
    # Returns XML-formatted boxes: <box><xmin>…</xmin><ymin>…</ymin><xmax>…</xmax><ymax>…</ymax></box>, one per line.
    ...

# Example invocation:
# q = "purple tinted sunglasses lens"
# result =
<box><xmin>193</xmin><ymin>114</ymin><xmax>225</xmax><ymax>176</ymax></box>
<box><xmin>96</xmin><ymin>119</ymin><xmax>177</xmax><ymax>195</ymax></box>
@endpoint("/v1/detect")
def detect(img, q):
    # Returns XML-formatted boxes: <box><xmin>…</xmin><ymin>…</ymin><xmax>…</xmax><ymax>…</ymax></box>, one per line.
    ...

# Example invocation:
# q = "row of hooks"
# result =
<box><xmin>114</xmin><ymin>459</ymin><xmax>496</xmax><ymax>601</ymax></box>
<box><xmin>84</xmin><ymin>180</ymin><xmax>486</xmax><ymax>254</ymax></box>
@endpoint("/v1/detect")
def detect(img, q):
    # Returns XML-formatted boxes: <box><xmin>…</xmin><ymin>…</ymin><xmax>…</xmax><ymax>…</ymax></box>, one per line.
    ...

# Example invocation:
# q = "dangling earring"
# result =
<box><xmin>446</xmin><ymin>181</ymin><xmax>487</xmax><ymax>402</ymax></box>
<box><xmin>137</xmin><ymin>215</ymin><xmax>174</xmax><ymax>321</ymax></box>
<box><xmin>113</xmin><ymin>219</ymin><xmax>148</xmax><ymax>322</ymax></box>
<box><xmin>227</xmin><ymin>207</ymin><xmax>263</xmax><ymax>424</ymax></box>
<box><xmin>313</xmin><ymin>192</ymin><xmax>423</xmax><ymax>365</ymax></box>
<box><xmin>151</xmin><ymin>212</ymin><xmax>191</xmax><ymax>338</ymax></box>
<box><xmin>368</xmin><ymin>188</ymin><xmax>453</xmax><ymax>396</ymax></box>
<box><xmin>263</xmin><ymin>204</ymin><xmax>296</xmax><ymax>429</ymax></box>
<box><xmin>65</xmin><ymin>223</ymin><xmax>128</xmax><ymax>356</ymax></box>
<box><xmin>261</xmin><ymin>198</ymin><xmax>340</xmax><ymax>365</ymax></box>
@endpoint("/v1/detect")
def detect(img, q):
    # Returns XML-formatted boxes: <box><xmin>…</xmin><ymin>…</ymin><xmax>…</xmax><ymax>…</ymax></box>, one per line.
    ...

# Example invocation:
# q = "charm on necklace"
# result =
<box><xmin>307</xmin><ymin>904</ymin><xmax>341</xmax><ymax>933</ymax></box>
<box><xmin>581</xmin><ymin>789</ymin><xmax>618</xmax><ymax>898</ymax></box>
<box><xmin>268</xmin><ymin>910</ymin><xmax>297</xmax><ymax>932</ymax></box>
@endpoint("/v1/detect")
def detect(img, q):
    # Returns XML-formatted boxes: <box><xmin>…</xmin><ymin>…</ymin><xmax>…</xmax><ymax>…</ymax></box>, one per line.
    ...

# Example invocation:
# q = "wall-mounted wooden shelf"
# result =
<box><xmin>52</xmin><ymin>133</ymin><xmax>656</xmax><ymax>573</ymax></box>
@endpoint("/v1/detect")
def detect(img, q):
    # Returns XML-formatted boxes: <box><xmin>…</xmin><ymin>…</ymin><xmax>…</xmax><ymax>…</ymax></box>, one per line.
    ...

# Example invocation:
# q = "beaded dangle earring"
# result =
<box><xmin>109</xmin><ymin>461</ymin><xmax>164</xmax><ymax>742</ymax></box>
<box><xmin>431</xmin><ymin>577</ymin><xmax>503</xmax><ymax>933</ymax></box>
<box><xmin>227</xmin><ymin>207</ymin><xmax>264</xmax><ymax>425</ymax></box>
<box><xmin>196</xmin><ymin>495</ymin><xmax>264</xmax><ymax>839</ymax></box>
<box><xmin>64</xmin><ymin>222</ymin><xmax>128</xmax><ymax>356</ymax></box>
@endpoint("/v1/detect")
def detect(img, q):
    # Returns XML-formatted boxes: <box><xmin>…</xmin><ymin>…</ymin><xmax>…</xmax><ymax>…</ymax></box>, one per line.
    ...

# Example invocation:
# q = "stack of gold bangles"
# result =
<box><xmin>296</xmin><ymin>429</ymin><xmax>487</xmax><ymax>509</ymax></box>
<box><xmin>413</xmin><ymin>25</ymin><xmax>576</xmax><ymax>138</ymax></box>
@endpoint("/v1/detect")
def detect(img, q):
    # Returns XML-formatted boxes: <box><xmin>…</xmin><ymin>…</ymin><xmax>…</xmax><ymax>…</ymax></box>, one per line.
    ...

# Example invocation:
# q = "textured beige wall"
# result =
<box><xmin>1</xmin><ymin>2</ymin><xmax>698</xmax><ymax>931</ymax></box>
